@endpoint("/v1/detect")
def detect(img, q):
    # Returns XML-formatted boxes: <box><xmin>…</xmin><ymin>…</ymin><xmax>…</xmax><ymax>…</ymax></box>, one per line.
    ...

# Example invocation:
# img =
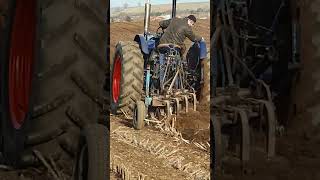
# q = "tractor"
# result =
<box><xmin>111</xmin><ymin>0</ymin><xmax>210</xmax><ymax>130</ymax></box>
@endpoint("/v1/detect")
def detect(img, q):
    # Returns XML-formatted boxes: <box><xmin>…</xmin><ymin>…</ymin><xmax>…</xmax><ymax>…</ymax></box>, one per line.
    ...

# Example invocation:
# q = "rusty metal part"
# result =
<box><xmin>259</xmin><ymin>100</ymin><xmax>276</xmax><ymax>158</ymax></box>
<box><xmin>226</xmin><ymin>46</ymin><xmax>258</xmax><ymax>84</ymax></box>
<box><xmin>213</xmin><ymin>105</ymin><xmax>250</xmax><ymax>163</ymax></box>
<box><xmin>173</xmin><ymin>98</ymin><xmax>180</xmax><ymax>115</ymax></box>
<box><xmin>256</xmin><ymin>80</ymin><xmax>273</xmax><ymax>103</ymax></box>
<box><xmin>150</xmin><ymin>111</ymin><xmax>156</xmax><ymax>119</ymax></box>
<box><xmin>220</xmin><ymin>2</ymin><xmax>234</xmax><ymax>86</ymax></box>
<box><xmin>164</xmin><ymin>100</ymin><xmax>171</xmax><ymax>120</ymax></box>
<box><xmin>189</xmin><ymin>93</ymin><xmax>197</xmax><ymax>111</ymax></box>
<box><xmin>160</xmin><ymin>108</ymin><xmax>165</xmax><ymax>116</ymax></box>
<box><xmin>245</xmin><ymin>98</ymin><xmax>276</xmax><ymax>158</ymax></box>
<box><xmin>212</xmin><ymin>113</ymin><xmax>222</xmax><ymax>168</ymax></box>
<box><xmin>238</xmin><ymin>110</ymin><xmax>250</xmax><ymax>162</ymax></box>
<box><xmin>233</xmin><ymin>108</ymin><xmax>250</xmax><ymax>162</ymax></box>
<box><xmin>168</xmin><ymin>68</ymin><xmax>181</xmax><ymax>93</ymax></box>
<box><xmin>225</xmin><ymin>0</ymin><xmax>240</xmax><ymax>75</ymax></box>
<box><xmin>183</xmin><ymin>95</ymin><xmax>189</xmax><ymax>113</ymax></box>
<box><xmin>214</xmin><ymin>88</ymin><xmax>252</xmax><ymax>105</ymax></box>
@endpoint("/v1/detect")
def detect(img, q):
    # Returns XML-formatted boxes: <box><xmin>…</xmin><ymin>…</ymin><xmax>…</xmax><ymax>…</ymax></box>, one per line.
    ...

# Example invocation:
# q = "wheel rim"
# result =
<box><xmin>9</xmin><ymin>0</ymin><xmax>36</xmax><ymax>129</ymax></box>
<box><xmin>112</xmin><ymin>55</ymin><xmax>121</xmax><ymax>103</ymax></box>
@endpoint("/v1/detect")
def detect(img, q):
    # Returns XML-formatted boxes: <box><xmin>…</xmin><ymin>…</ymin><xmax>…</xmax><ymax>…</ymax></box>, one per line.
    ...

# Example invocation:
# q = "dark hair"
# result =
<box><xmin>187</xmin><ymin>15</ymin><xmax>197</xmax><ymax>23</ymax></box>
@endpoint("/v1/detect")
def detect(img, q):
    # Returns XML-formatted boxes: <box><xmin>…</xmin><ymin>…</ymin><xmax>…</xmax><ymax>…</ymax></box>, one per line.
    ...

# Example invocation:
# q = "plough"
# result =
<box><xmin>212</xmin><ymin>0</ymin><xmax>298</xmax><ymax>169</ymax></box>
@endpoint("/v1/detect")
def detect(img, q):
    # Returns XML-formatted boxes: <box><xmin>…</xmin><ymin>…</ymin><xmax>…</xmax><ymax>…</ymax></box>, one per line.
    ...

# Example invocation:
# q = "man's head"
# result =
<box><xmin>187</xmin><ymin>15</ymin><xmax>196</xmax><ymax>27</ymax></box>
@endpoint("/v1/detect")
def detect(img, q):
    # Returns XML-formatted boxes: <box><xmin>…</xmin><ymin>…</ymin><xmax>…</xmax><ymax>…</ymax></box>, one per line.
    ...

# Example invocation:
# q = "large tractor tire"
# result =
<box><xmin>111</xmin><ymin>41</ymin><xmax>144</xmax><ymax>115</ymax></box>
<box><xmin>0</xmin><ymin>0</ymin><xmax>107</xmax><ymax>168</ymax></box>
<box><xmin>74</xmin><ymin>124</ymin><xmax>109</xmax><ymax>180</ymax></box>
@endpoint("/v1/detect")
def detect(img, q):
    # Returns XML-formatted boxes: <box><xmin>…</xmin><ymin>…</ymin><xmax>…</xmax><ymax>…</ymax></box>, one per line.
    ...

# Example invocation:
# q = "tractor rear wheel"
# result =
<box><xmin>31</xmin><ymin>0</ymin><xmax>107</xmax><ymax>168</ymax></box>
<box><xmin>0</xmin><ymin>0</ymin><xmax>39</xmax><ymax>166</ymax></box>
<box><xmin>111</xmin><ymin>41</ymin><xmax>144</xmax><ymax>115</ymax></box>
<box><xmin>1</xmin><ymin>0</ymin><xmax>107</xmax><ymax>169</ymax></box>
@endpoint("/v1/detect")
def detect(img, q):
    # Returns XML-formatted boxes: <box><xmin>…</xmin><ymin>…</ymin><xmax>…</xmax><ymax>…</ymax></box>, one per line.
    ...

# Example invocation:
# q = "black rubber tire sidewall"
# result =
<box><xmin>133</xmin><ymin>101</ymin><xmax>145</xmax><ymax>130</ymax></box>
<box><xmin>110</xmin><ymin>41</ymin><xmax>144</xmax><ymax>115</ymax></box>
<box><xmin>74</xmin><ymin>124</ymin><xmax>109</xmax><ymax>180</ymax></box>
<box><xmin>110</xmin><ymin>43</ymin><xmax>124</xmax><ymax>114</ymax></box>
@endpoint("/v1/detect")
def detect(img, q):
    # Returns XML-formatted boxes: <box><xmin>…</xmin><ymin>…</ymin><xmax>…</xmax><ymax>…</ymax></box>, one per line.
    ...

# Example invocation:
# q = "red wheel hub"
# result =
<box><xmin>112</xmin><ymin>55</ymin><xmax>121</xmax><ymax>103</ymax></box>
<box><xmin>9</xmin><ymin>0</ymin><xmax>36</xmax><ymax>129</ymax></box>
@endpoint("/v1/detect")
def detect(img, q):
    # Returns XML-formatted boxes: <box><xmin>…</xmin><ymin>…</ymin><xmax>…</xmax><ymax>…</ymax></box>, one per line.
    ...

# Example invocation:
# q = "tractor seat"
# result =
<box><xmin>157</xmin><ymin>43</ymin><xmax>181</xmax><ymax>54</ymax></box>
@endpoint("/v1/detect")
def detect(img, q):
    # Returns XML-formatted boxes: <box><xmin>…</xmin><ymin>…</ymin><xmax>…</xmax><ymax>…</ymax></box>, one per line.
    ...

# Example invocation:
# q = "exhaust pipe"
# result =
<box><xmin>144</xmin><ymin>0</ymin><xmax>151</xmax><ymax>36</ymax></box>
<box><xmin>172</xmin><ymin>0</ymin><xmax>176</xmax><ymax>18</ymax></box>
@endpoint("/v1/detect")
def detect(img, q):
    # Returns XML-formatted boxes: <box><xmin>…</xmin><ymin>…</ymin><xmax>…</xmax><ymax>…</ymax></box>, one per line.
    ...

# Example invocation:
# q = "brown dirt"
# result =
<box><xmin>175</xmin><ymin>104</ymin><xmax>210</xmax><ymax>143</ymax></box>
<box><xmin>216</xmin><ymin>118</ymin><xmax>320</xmax><ymax>180</ymax></box>
<box><xmin>110</xmin><ymin>116</ymin><xmax>210</xmax><ymax>179</ymax></box>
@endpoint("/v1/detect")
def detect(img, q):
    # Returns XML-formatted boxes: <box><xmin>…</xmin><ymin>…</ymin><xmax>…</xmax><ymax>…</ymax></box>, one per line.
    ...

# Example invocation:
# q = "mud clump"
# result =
<box><xmin>175</xmin><ymin>104</ymin><xmax>210</xmax><ymax>143</ymax></box>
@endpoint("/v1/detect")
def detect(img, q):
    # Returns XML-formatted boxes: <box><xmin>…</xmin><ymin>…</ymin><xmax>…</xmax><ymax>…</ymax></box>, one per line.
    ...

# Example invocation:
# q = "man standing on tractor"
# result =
<box><xmin>159</xmin><ymin>15</ymin><xmax>203</xmax><ymax>56</ymax></box>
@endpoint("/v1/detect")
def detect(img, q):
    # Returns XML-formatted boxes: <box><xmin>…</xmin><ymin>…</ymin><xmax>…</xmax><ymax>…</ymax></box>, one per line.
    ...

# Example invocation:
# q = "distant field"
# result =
<box><xmin>110</xmin><ymin>2</ymin><xmax>210</xmax><ymax>18</ymax></box>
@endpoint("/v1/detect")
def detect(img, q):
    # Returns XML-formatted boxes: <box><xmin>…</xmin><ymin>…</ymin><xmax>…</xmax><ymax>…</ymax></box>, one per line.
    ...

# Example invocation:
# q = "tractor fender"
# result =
<box><xmin>199</xmin><ymin>39</ymin><xmax>207</xmax><ymax>59</ymax></box>
<box><xmin>190</xmin><ymin>39</ymin><xmax>207</xmax><ymax>60</ymax></box>
<box><xmin>134</xmin><ymin>34</ymin><xmax>149</xmax><ymax>54</ymax></box>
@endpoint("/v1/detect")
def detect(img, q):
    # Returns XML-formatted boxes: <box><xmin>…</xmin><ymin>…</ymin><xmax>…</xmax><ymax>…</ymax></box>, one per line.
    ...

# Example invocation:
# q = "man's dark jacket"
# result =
<box><xmin>159</xmin><ymin>17</ymin><xmax>202</xmax><ymax>47</ymax></box>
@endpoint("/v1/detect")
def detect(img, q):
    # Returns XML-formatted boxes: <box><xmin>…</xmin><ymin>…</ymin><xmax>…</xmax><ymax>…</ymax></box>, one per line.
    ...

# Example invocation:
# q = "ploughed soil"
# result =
<box><xmin>216</xmin><ymin>116</ymin><xmax>320</xmax><ymax>180</ymax></box>
<box><xmin>175</xmin><ymin>104</ymin><xmax>210</xmax><ymax>144</ymax></box>
<box><xmin>110</xmin><ymin>114</ymin><xmax>210</xmax><ymax>179</ymax></box>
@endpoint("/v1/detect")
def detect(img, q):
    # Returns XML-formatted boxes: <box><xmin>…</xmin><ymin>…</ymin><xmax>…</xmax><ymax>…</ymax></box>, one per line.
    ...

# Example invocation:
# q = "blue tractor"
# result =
<box><xmin>111</xmin><ymin>0</ymin><xmax>209</xmax><ymax>129</ymax></box>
